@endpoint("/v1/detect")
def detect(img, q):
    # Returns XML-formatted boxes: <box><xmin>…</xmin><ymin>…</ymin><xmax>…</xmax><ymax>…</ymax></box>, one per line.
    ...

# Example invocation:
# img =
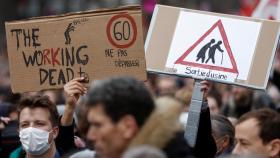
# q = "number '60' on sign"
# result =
<box><xmin>106</xmin><ymin>14</ymin><xmax>137</xmax><ymax>48</ymax></box>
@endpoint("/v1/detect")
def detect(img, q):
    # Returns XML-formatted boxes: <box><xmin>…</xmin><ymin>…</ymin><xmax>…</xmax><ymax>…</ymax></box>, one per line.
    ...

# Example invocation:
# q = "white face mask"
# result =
<box><xmin>19</xmin><ymin>127</ymin><xmax>52</xmax><ymax>156</ymax></box>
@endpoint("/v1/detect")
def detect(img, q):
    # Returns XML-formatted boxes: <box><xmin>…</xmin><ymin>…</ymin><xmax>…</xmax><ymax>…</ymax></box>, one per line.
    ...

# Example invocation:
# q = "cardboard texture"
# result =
<box><xmin>6</xmin><ymin>6</ymin><xmax>146</xmax><ymax>93</ymax></box>
<box><xmin>145</xmin><ymin>5</ymin><xmax>280</xmax><ymax>90</ymax></box>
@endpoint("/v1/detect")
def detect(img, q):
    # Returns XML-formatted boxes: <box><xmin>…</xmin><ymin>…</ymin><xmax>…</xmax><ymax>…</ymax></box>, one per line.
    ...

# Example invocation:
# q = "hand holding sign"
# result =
<box><xmin>64</xmin><ymin>77</ymin><xmax>87</xmax><ymax>109</ymax></box>
<box><xmin>200</xmin><ymin>80</ymin><xmax>211</xmax><ymax>101</ymax></box>
<box><xmin>61</xmin><ymin>77</ymin><xmax>87</xmax><ymax>126</ymax></box>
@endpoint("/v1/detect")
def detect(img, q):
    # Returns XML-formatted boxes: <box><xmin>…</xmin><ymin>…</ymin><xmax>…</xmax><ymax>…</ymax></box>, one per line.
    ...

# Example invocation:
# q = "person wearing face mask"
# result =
<box><xmin>16</xmin><ymin>95</ymin><xmax>62</xmax><ymax>158</ymax></box>
<box><xmin>9</xmin><ymin>78</ymin><xmax>88</xmax><ymax>158</ymax></box>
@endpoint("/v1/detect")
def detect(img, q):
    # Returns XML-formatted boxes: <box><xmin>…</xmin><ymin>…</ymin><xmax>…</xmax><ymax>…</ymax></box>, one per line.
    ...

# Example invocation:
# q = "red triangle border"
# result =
<box><xmin>174</xmin><ymin>19</ymin><xmax>239</xmax><ymax>74</ymax></box>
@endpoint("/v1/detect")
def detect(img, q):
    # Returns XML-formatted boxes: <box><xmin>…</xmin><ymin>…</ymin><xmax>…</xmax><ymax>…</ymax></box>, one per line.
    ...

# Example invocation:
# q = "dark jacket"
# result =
<box><xmin>55</xmin><ymin>120</ymin><xmax>76</xmax><ymax>155</ymax></box>
<box><xmin>192</xmin><ymin>106</ymin><xmax>217</xmax><ymax>158</ymax></box>
<box><xmin>272</xmin><ymin>70</ymin><xmax>280</xmax><ymax>90</ymax></box>
<box><xmin>163</xmin><ymin>132</ymin><xmax>193</xmax><ymax>158</ymax></box>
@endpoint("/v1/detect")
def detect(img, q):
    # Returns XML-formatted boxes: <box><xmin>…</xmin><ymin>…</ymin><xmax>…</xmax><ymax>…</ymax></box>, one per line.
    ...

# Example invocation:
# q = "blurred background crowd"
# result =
<box><xmin>0</xmin><ymin>0</ymin><xmax>280</xmax><ymax>158</ymax></box>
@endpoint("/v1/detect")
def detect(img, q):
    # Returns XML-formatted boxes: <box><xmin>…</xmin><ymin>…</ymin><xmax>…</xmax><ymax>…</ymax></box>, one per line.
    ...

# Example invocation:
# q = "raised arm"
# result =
<box><xmin>61</xmin><ymin>77</ymin><xmax>87</xmax><ymax>126</ymax></box>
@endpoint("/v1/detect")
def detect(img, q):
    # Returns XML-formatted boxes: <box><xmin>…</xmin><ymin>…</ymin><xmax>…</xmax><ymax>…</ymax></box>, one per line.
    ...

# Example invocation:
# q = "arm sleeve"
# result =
<box><xmin>192</xmin><ymin>101</ymin><xmax>217</xmax><ymax>158</ymax></box>
<box><xmin>55</xmin><ymin>116</ymin><xmax>76</xmax><ymax>156</ymax></box>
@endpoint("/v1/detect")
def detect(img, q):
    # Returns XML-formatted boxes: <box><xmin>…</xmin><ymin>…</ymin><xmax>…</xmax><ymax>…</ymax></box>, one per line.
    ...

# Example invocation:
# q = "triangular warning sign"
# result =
<box><xmin>175</xmin><ymin>19</ymin><xmax>239</xmax><ymax>74</ymax></box>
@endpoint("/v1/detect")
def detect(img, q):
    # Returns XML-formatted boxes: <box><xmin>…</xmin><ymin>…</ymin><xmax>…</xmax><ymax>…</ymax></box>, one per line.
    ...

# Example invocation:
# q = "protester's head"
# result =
<box><xmin>211</xmin><ymin>114</ymin><xmax>235</xmax><ymax>156</ymax></box>
<box><xmin>208</xmin><ymin>85</ymin><xmax>222</xmax><ymax>114</ymax></box>
<box><xmin>220</xmin><ymin>154</ymin><xmax>266</xmax><ymax>158</ymax></box>
<box><xmin>42</xmin><ymin>89</ymin><xmax>64</xmax><ymax>105</ymax></box>
<box><xmin>122</xmin><ymin>145</ymin><xmax>167</xmax><ymax>158</ymax></box>
<box><xmin>156</xmin><ymin>76</ymin><xmax>178</xmax><ymax>96</ymax></box>
<box><xmin>233</xmin><ymin>108</ymin><xmax>280</xmax><ymax>158</ymax></box>
<box><xmin>17</xmin><ymin>95</ymin><xmax>59</xmax><ymax>156</ymax></box>
<box><xmin>86</xmin><ymin>76</ymin><xmax>155</xmax><ymax>158</ymax></box>
<box><xmin>232</xmin><ymin>86</ymin><xmax>253</xmax><ymax>106</ymax></box>
<box><xmin>175</xmin><ymin>87</ymin><xmax>192</xmax><ymax>112</ymax></box>
<box><xmin>208</xmin><ymin>96</ymin><xmax>220</xmax><ymax>114</ymax></box>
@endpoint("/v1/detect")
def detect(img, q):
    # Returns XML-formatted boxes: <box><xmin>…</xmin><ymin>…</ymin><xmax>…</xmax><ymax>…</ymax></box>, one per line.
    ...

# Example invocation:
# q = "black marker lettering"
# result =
<box><xmin>10</xmin><ymin>29</ymin><xmax>22</xmax><ymax>50</ymax></box>
<box><xmin>32</xmin><ymin>28</ymin><xmax>41</xmax><ymax>48</ymax></box>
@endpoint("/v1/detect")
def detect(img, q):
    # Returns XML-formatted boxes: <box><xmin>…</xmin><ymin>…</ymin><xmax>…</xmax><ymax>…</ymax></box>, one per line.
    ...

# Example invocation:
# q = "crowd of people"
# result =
<box><xmin>0</xmin><ymin>74</ymin><xmax>279</xmax><ymax>158</ymax></box>
<box><xmin>0</xmin><ymin>0</ymin><xmax>280</xmax><ymax>158</ymax></box>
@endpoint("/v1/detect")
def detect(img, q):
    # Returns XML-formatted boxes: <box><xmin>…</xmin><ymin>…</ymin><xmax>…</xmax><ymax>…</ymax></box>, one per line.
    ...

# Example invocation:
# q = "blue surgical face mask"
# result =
<box><xmin>19</xmin><ymin>127</ymin><xmax>52</xmax><ymax>156</ymax></box>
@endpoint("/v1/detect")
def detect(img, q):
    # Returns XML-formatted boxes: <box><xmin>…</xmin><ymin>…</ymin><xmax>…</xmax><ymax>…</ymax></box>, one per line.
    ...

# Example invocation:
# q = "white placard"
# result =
<box><xmin>165</xmin><ymin>11</ymin><xmax>262</xmax><ymax>82</ymax></box>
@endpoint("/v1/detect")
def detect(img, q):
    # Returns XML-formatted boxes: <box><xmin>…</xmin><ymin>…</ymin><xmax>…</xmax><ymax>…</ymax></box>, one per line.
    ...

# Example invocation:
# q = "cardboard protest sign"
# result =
<box><xmin>145</xmin><ymin>5</ymin><xmax>280</xmax><ymax>90</ymax></box>
<box><xmin>6</xmin><ymin>6</ymin><xmax>146</xmax><ymax>93</ymax></box>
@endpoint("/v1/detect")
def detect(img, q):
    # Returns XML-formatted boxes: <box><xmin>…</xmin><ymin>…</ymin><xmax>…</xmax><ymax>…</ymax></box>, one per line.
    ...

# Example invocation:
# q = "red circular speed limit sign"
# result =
<box><xmin>106</xmin><ymin>14</ymin><xmax>137</xmax><ymax>48</ymax></box>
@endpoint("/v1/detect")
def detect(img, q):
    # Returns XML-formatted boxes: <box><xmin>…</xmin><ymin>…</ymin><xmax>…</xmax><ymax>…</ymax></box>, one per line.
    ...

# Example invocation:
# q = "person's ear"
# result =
<box><xmin>267</xmin><ymin>139</ymin><xmax>280</xmax><ymax>157</ymax></box>
<box><xmin>50</xmin><ymin>126</ymin><xmax>59</xmax><ymax>141</ymax></box>
<box><xmin>118</xmin><ymin>115</ymin><xmax>139</xmax><ymax>139</ymax></box>
<box><xmin>222</xmin><ymin>135</ymin><xmax>230</xmax><ymax>148</ymax></box>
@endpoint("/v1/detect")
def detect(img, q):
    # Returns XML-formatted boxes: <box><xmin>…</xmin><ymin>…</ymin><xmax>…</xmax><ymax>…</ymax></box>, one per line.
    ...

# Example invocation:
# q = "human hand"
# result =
<box><xmin>62</xmin><ymin>77</ymin><xmax>87</xmax><ymax>126</ymax></box>
<box><xmin>200</xmin><ymin>80</ymin><xmax>211</xmax><ymax>101</ymax></box>
<box><xmin>0</xmin><ymin>117</ymin><xmax>11</xmax><ymax>130</ymax></box>
<box><xmin>64</xmin><ymin>77</ymin><xmax>87</xmax><ymax>110</ymax></box>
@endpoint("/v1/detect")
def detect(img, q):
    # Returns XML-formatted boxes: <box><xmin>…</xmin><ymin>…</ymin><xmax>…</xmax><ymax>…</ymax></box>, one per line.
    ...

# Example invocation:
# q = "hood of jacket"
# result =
<box><xmin>128</xmin><ymin>96</ymin><xmax>183</xmax><ymax>149</ymax></box>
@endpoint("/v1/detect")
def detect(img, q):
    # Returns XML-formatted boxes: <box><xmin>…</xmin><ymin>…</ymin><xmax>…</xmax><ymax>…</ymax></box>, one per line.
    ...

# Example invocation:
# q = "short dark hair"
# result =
<box><xmin>17</xmin><ymin>95</ymin><xmax>59</xmax><ymax>127</ymax></box>
<box><xmin>86</xmin><ymin>76</ymin><xmax>155</xmax><ymax>127</ymax></box>
<box><xmin>237</xmin><ymin>108</ymin><xmax>280</xmax><ymax>144</ymax></box>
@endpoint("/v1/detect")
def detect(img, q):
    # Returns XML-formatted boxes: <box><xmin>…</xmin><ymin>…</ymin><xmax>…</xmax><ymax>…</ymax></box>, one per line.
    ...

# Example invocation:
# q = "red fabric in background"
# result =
<box><xmin>239</xmin><ymin>0</ymin><xmax>260</xmax><ymax>16</ymax></box>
